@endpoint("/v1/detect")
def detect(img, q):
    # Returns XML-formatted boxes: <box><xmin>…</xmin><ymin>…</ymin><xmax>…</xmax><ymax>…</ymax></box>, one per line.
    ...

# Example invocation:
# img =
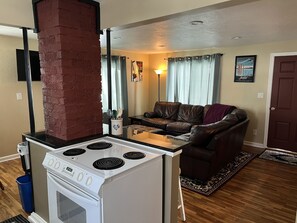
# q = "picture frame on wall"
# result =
<box><xmin>131</xmin><ymin>60</ymin><xmax>143</xmax><ymax>82</ymax></box>
<box><xmin>234</xmin><ymin>55</ymin><xmax>257</xmax><ymax>82</ymax></box>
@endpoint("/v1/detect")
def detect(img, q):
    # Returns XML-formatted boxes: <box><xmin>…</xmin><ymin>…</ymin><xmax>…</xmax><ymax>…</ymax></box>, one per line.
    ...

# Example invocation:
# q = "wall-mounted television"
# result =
<box><xmin>16</xmin><ymin>49</ymin><xmax>41</xmax><ymax>81</ymax></box>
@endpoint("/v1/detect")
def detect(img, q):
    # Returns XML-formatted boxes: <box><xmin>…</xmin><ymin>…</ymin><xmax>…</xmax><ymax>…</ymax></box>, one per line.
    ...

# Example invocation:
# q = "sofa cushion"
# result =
<box><xmin>141</xmin><ymin>118</ymin><xmax>175</xmax><ymax>130</ymax></box>
<box><xmin>166</xmin><ymin>121</ymin><xmax>192</xmax><ymax>133</ymax></box>
<box><xmin>203</xmin><ymin>104</ymin><xmax>211</xmax><ymax>118</ymax></box>
<box><xmin>203</xmin><ymin>103</ymin><xmax>236</xmax><ymax>124</ymax></box>
<box><xmin>153</xmin><ymin>101</ymin><xmax>181</xmax><ymax>120</ymax></box>
<box><xmin>177</xmin><ymin>104</ymin><xmax>204</xmax><ymax>124</ymax></box>
<box><xmin>189</xmin><ymin>114</ymin><xmax>239</xmax><ymax>146</ymax></box>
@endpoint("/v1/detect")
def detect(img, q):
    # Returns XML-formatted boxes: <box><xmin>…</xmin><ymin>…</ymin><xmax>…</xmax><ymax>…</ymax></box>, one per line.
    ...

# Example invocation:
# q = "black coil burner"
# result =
<box><xmin>93</xmin><ymin>157</ymin><xmax>125</xmax><ymax>170</ymax></box>
<box><xmin>123</xmin><ymin>151</ymin><xmax>146</xmax><ymax>160</ymax></box>
<box><xmin>87</xmin><ymin>142</ymin><xmax>112</xmax><ymax>150</ymax></box>
<box><xmin>63</xmin><ymin>148</ymin><xmax>86</xmax><ymax>156</ymax></box>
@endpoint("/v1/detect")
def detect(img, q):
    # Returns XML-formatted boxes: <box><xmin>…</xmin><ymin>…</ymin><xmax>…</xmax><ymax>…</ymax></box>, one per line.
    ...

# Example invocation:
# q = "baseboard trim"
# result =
<box><xmin>0</xmin><ymin>153</ymin><xmax>19</xmax><ymax>163</ymax></box>
<box><xmin>244</xmin><ymin>141</ymin><xmax>265</xmax><ymax>149</ymax></box>
<box><xmin>28</xmin><ymin>212</ymin><xmax>47</xmax><ymax>223</ymax></box>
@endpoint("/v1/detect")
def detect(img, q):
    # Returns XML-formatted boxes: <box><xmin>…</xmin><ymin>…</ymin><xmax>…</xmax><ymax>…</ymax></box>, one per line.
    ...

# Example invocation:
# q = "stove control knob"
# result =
<box><xmin>54</xmin><ymin>162</ymin><xmax>60</xmax><ymax>169</ymax></box>
<box><xmin>77</xmin><ymin>173</ymin><xmax>84</xmax><ymax>182</ymax></box>
<box><xmin>86</xmin><ymin>176</ymin><xmax>92</xmax><ymax>186</ymax></box>
<box><xmin>48</xmin><ymin>159</ymin><xmax>54</xmax><ymax>166</ymax></box>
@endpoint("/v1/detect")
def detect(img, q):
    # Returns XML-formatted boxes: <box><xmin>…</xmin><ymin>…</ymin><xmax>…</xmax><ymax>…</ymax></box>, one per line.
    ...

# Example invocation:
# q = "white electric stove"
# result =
<box><xmin>43</xmin><ymin>136</ymin><xmax>163</xmax><ymax>223</ymax></box>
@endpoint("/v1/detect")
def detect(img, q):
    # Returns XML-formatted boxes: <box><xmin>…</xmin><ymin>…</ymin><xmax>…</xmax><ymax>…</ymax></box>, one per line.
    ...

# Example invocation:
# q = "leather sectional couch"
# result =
<box><xmin>137</xmin><ymin>101</ymin><xmax>249</xmax><ymax>181</ymax></box>
<box><xmin>142</xmin><ymin>102</ymin><xmax>204</xmax><ymax>134</ymax></box>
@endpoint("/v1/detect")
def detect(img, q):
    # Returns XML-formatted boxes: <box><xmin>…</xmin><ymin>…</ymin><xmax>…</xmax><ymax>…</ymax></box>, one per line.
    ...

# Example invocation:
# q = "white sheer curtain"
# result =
<box><xmin>166</xmin><ymin>54</ymin><xmax>222</xmax><ymax>105</ymax></box>
<box><xmin>101</xmin><ymin>56</ymin><xmax>128</xmax><ymax>124</ymax></box>
<box><xmin>166</xmin><ymin>58</ymin><xmax>191</xmax><ymax>103</ymax></box>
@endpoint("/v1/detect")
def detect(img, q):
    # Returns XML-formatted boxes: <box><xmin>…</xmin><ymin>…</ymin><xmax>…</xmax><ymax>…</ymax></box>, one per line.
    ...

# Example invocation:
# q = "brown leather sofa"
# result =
<box><xmin>179</xmin><ymin>109</ymin><xmax>249</xmax><ymax>181</ymax></box>
<box><xmin>142</xmin><ymin>102</ymin><xmax>204</xmax><ymax>134</ymax></box>
<box><xmin>140</xmin><ymin>101</ymin><xmax>249</xmax><ymax>182</ymax></box>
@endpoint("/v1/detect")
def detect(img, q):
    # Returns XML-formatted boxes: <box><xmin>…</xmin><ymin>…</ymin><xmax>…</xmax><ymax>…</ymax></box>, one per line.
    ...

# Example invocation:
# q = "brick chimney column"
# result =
<box><xmin>36</xmin><ymin>0</ymin><xmax>102</xmax><ymax>140</ymax></box>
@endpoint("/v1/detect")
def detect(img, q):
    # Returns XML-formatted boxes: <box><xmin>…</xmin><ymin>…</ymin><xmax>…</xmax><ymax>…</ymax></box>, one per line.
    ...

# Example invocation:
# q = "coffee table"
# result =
<box><xmin>126</xmin><ymin>124</ymin><xmax>162</xmax><ymax>134</ymax></box>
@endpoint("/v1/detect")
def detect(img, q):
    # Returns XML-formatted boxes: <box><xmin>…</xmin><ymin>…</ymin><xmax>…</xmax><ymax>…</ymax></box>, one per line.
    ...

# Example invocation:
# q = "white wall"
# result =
<box><xmin>0</xmin><ymin>35</ymin><xmax>44</xmax><ymax>158</ymax></box>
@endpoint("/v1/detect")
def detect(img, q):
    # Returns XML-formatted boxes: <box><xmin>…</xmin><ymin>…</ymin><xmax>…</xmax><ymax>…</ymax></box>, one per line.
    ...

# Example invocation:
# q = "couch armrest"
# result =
<box><xmin>144</xmin><ymin>111</ymin><xmax>158</xmax><ymax>118</ymax></box>
<box><xmin>189</xmin><ymin>114</ymin><xmax>239</xmax><ymax>146</ymax></box>
<box><xmin>207</xmin><ymin>119</ymin><xmax>249</xmax><ymax>151</ymax></box>
<box><xmin>201</xmin><ymin>119</ymin><xmax>249</xmax><ymax>173</ymax></box>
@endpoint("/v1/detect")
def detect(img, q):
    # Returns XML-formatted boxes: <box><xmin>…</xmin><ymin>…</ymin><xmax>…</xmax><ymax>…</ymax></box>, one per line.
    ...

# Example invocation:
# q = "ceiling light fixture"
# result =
<box><xmin>190</xmin><ymin>20</ymin><xmax>203</xmax><ymax>25</ymax></box>
<box><xmin>232</xmin><ymin>36</ymin><xmax>242</xmax><ymax>40</ymax></box>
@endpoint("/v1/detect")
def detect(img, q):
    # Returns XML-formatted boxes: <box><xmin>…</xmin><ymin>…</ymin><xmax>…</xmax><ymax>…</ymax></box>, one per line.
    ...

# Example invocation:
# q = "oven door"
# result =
<box><xmin>47</xmin><ymin>172</ymin><xmax>101</xmax><ymax>223</ymax></box>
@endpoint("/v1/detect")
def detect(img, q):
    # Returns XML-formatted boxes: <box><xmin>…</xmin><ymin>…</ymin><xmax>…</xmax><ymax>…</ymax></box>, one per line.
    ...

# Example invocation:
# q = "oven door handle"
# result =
<box><xmin>48</xmin><ymin>173</ymin><xmax>99</xmax><ymax>207</ymax></box>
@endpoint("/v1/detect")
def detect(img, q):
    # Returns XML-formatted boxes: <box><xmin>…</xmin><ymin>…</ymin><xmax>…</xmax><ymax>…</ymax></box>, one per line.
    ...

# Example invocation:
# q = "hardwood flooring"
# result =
<box><xmin>0</xmin><ymin>147</ymin><xmax>296</xmax><ymax>223</ymax></box>
<box><xmin>177</xmin><ymin>147</ymin><xmax>297</xmax><ymax>223</ymax></box>
<box><xmin>0</xmin><ymin>159</ymin><xmax>29</xmax><ymax>221</ymax></box>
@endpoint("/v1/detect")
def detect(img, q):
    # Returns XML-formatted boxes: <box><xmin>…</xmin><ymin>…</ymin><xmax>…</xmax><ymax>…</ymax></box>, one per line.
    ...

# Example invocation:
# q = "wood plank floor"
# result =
<box><xmin>0</xmin><ymin>159</ymin><xmax>29</xmax><ymax>221</ymax></box>
<box><xmin>177</xmin><ymin>147</ymin><xmax>297</xmax><ymax>223</ymax></box>
<box><xmin>0</xmin><ymin>148</ymin><xmax>296</xmax><ymax>223</ymax></box>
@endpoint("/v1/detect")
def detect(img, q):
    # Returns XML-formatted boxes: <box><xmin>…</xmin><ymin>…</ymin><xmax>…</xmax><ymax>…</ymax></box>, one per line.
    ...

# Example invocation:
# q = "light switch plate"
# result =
<box><xmin>257</xmin><ymin>92</ymin><xmax>264</xmax><ymax>99</ymax></box>
<box><xmin>16</xmin><ymin>93</ymin><xmax>22</xmax><ymax>100</ymax></box>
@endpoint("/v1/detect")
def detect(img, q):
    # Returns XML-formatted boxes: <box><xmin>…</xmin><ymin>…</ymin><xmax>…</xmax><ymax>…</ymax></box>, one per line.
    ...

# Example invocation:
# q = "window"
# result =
<box><xmin>166</xmin><ymin>54</ymin><xmax>222</xmax><ymax>105</ymax></box>
<box><xmin>101</xmin><ymin>56</ymin><xmax>128</xmax><ymax>125</ymax></box>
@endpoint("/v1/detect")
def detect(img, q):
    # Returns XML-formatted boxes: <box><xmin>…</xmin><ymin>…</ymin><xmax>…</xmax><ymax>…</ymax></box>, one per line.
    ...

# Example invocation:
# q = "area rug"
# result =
<box><xmin>1</xmin><ymin>214</ymin><xmax>29</xmax><ymax>223</ymax></box>
<box><xmin>180</xmin><ymin>151</ymin><xmax>257</xmax><ymax>196</ymax></box>
<box><xmin>259</xmin><ymin>149</ymin><xmax>297</xmax><ymax>166</ymax></box>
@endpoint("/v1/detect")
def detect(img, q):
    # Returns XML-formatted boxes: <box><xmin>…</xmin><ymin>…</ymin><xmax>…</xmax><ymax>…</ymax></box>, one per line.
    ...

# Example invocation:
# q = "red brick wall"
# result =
<box><xmin>37</xmin><ymin>0</ymin><xmax>102</xmax><ymax>140</ymax></box>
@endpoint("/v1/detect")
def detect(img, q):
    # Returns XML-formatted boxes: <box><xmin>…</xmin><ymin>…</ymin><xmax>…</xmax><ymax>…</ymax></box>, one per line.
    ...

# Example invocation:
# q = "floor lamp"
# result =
<box><xmin>154</xmin><ymin>70</ymin><xmax>162</xmax><ymax>102</ymax></box>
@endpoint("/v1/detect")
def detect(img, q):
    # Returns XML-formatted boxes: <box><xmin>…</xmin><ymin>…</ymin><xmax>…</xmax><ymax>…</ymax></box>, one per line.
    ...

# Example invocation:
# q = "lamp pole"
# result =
<box><xmin>154</xmin><ymin>70</ymin><xmax>162</xmax><ymax>102</ymax></box>
<box><xmin>158</xmin><ymin>73</ymin><xmax>160</xmax><ymax>102</ymax></box>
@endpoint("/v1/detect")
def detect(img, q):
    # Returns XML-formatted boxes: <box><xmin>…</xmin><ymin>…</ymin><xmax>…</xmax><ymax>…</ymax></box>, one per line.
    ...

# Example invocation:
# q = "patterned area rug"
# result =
<box><xmin>180</xmin><ymin>151</ymin><xmax>257</xmax><ymax>196</ymax></box>
<box><xmin>1</xmin><ymin>214</ymin><xmax>29</xmax><ymax>223</ymax></box>
<box><xmin>259</xmin><ymin>149</ymin><xmax>297</xmax><ymax>166</ymax></box>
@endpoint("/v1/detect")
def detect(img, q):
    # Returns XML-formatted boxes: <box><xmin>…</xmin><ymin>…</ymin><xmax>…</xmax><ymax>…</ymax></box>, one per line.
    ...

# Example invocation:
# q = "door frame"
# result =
<box><xmin>264</xmin><ymin>51</ymin><xmax>297</xmax><ymax>148</ymax></box>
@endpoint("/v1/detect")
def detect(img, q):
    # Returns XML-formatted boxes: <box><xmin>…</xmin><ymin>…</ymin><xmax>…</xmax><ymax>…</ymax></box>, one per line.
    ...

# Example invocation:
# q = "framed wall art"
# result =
<box><xmin>234</xmin><ymin>55</ymin><xmax>257</xmax><ymax>82</ymax></box>
<box><xmin>131</xmin><ymin>60</ymin><xmax>143</xmax><ymax>82</ymax></box>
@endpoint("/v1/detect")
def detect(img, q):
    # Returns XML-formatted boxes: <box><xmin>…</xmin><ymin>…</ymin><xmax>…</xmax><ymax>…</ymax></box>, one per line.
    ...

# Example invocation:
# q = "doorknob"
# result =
<box><xmin>270</xmin><ymin>107</ymin><xmax>276</xmax><ymax>111</ymax></box>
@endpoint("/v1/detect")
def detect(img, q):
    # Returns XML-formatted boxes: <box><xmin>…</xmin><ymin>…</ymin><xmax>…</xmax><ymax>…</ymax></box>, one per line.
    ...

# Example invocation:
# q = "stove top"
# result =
<box><xmin>93</xmin><ymin>157</ymin><xmax>125</xmax><ymax>170</ymax></box>
<box><xmin>63</xmin><ymin>148</ymin><xmax>86</xmax><ymax>156</ymax></box>
<box><xmin>43</xmin><ymin>136</ymin><xmax>163</xmax><ymax>197</ymax></box>
<box><xmin>87</xmin><ymin>141</ymin><xmax>112</xmax><ymax>150</ymax></box>
<box><xmin>123</xmin><ymin>151</ymin><xmax>146</xmax><ymax>159</ymax></box>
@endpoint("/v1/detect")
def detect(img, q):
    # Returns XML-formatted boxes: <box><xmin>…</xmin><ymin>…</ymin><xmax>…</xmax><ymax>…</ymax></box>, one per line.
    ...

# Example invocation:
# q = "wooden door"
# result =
<box><xmin>268</xmin><ymin>56</ymin><xmax>297</xmax><ymax>152</ymax></box>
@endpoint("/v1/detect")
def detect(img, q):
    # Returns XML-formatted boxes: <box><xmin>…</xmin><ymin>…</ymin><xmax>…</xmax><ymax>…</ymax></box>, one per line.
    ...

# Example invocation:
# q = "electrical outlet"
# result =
<box><xmin>253</xmin><ymin>129</ymin><xmax>258</xmax><ymax>136</ymax></box>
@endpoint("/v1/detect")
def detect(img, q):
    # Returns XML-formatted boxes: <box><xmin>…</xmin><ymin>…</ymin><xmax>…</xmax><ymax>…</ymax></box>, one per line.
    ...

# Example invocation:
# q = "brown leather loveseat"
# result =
<box><xmin>140</xmin><ymin>101</ymin><xmax>249</xmax><ymax>181</ymax></box>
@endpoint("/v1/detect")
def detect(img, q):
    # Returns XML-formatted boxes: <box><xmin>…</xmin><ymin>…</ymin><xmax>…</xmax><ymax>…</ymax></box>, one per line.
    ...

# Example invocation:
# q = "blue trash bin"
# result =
<box><xmin>16</xmin><ymin>174</ymin><xmax>34</xmax><ymax>213</ymax></box>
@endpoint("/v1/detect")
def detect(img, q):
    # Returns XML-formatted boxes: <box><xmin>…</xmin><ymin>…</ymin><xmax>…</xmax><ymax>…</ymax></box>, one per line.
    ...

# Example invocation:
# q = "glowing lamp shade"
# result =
<box><xmin>154</xmin><ymin>69</ymin><xmax>163</xmax><ymax>75</ymax></box>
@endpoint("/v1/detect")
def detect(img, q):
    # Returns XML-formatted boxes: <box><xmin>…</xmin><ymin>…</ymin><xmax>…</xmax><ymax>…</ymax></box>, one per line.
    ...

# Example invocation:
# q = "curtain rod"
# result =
<box><xmin>102</xmin><ymin>55</ymin><xmax>129</xmax><ymax>59</ymax></box>
<box><xmin>165</xmin><ymin>53</ymin><xmax>223</xmax><ymax>60</ymax></box>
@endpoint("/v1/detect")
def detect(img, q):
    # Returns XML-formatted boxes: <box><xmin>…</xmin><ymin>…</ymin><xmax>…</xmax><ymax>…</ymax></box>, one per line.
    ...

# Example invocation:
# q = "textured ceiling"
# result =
<box><xmin>100</xmin><ymin>0</ymin><xmax>297</xmax><ymax>53</ymax></box>
<box><xmin>1</xmin><ymin>0</ymin><xmax>297</xmax><ymax>54</ymax></box>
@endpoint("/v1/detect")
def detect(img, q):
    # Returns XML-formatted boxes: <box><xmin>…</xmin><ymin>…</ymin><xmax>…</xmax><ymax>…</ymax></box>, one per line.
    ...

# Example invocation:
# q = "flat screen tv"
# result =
<box><xmin>16</xmin><ymin>49</ymin><xmax>41</xmax><ymax>81</ymax></box>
